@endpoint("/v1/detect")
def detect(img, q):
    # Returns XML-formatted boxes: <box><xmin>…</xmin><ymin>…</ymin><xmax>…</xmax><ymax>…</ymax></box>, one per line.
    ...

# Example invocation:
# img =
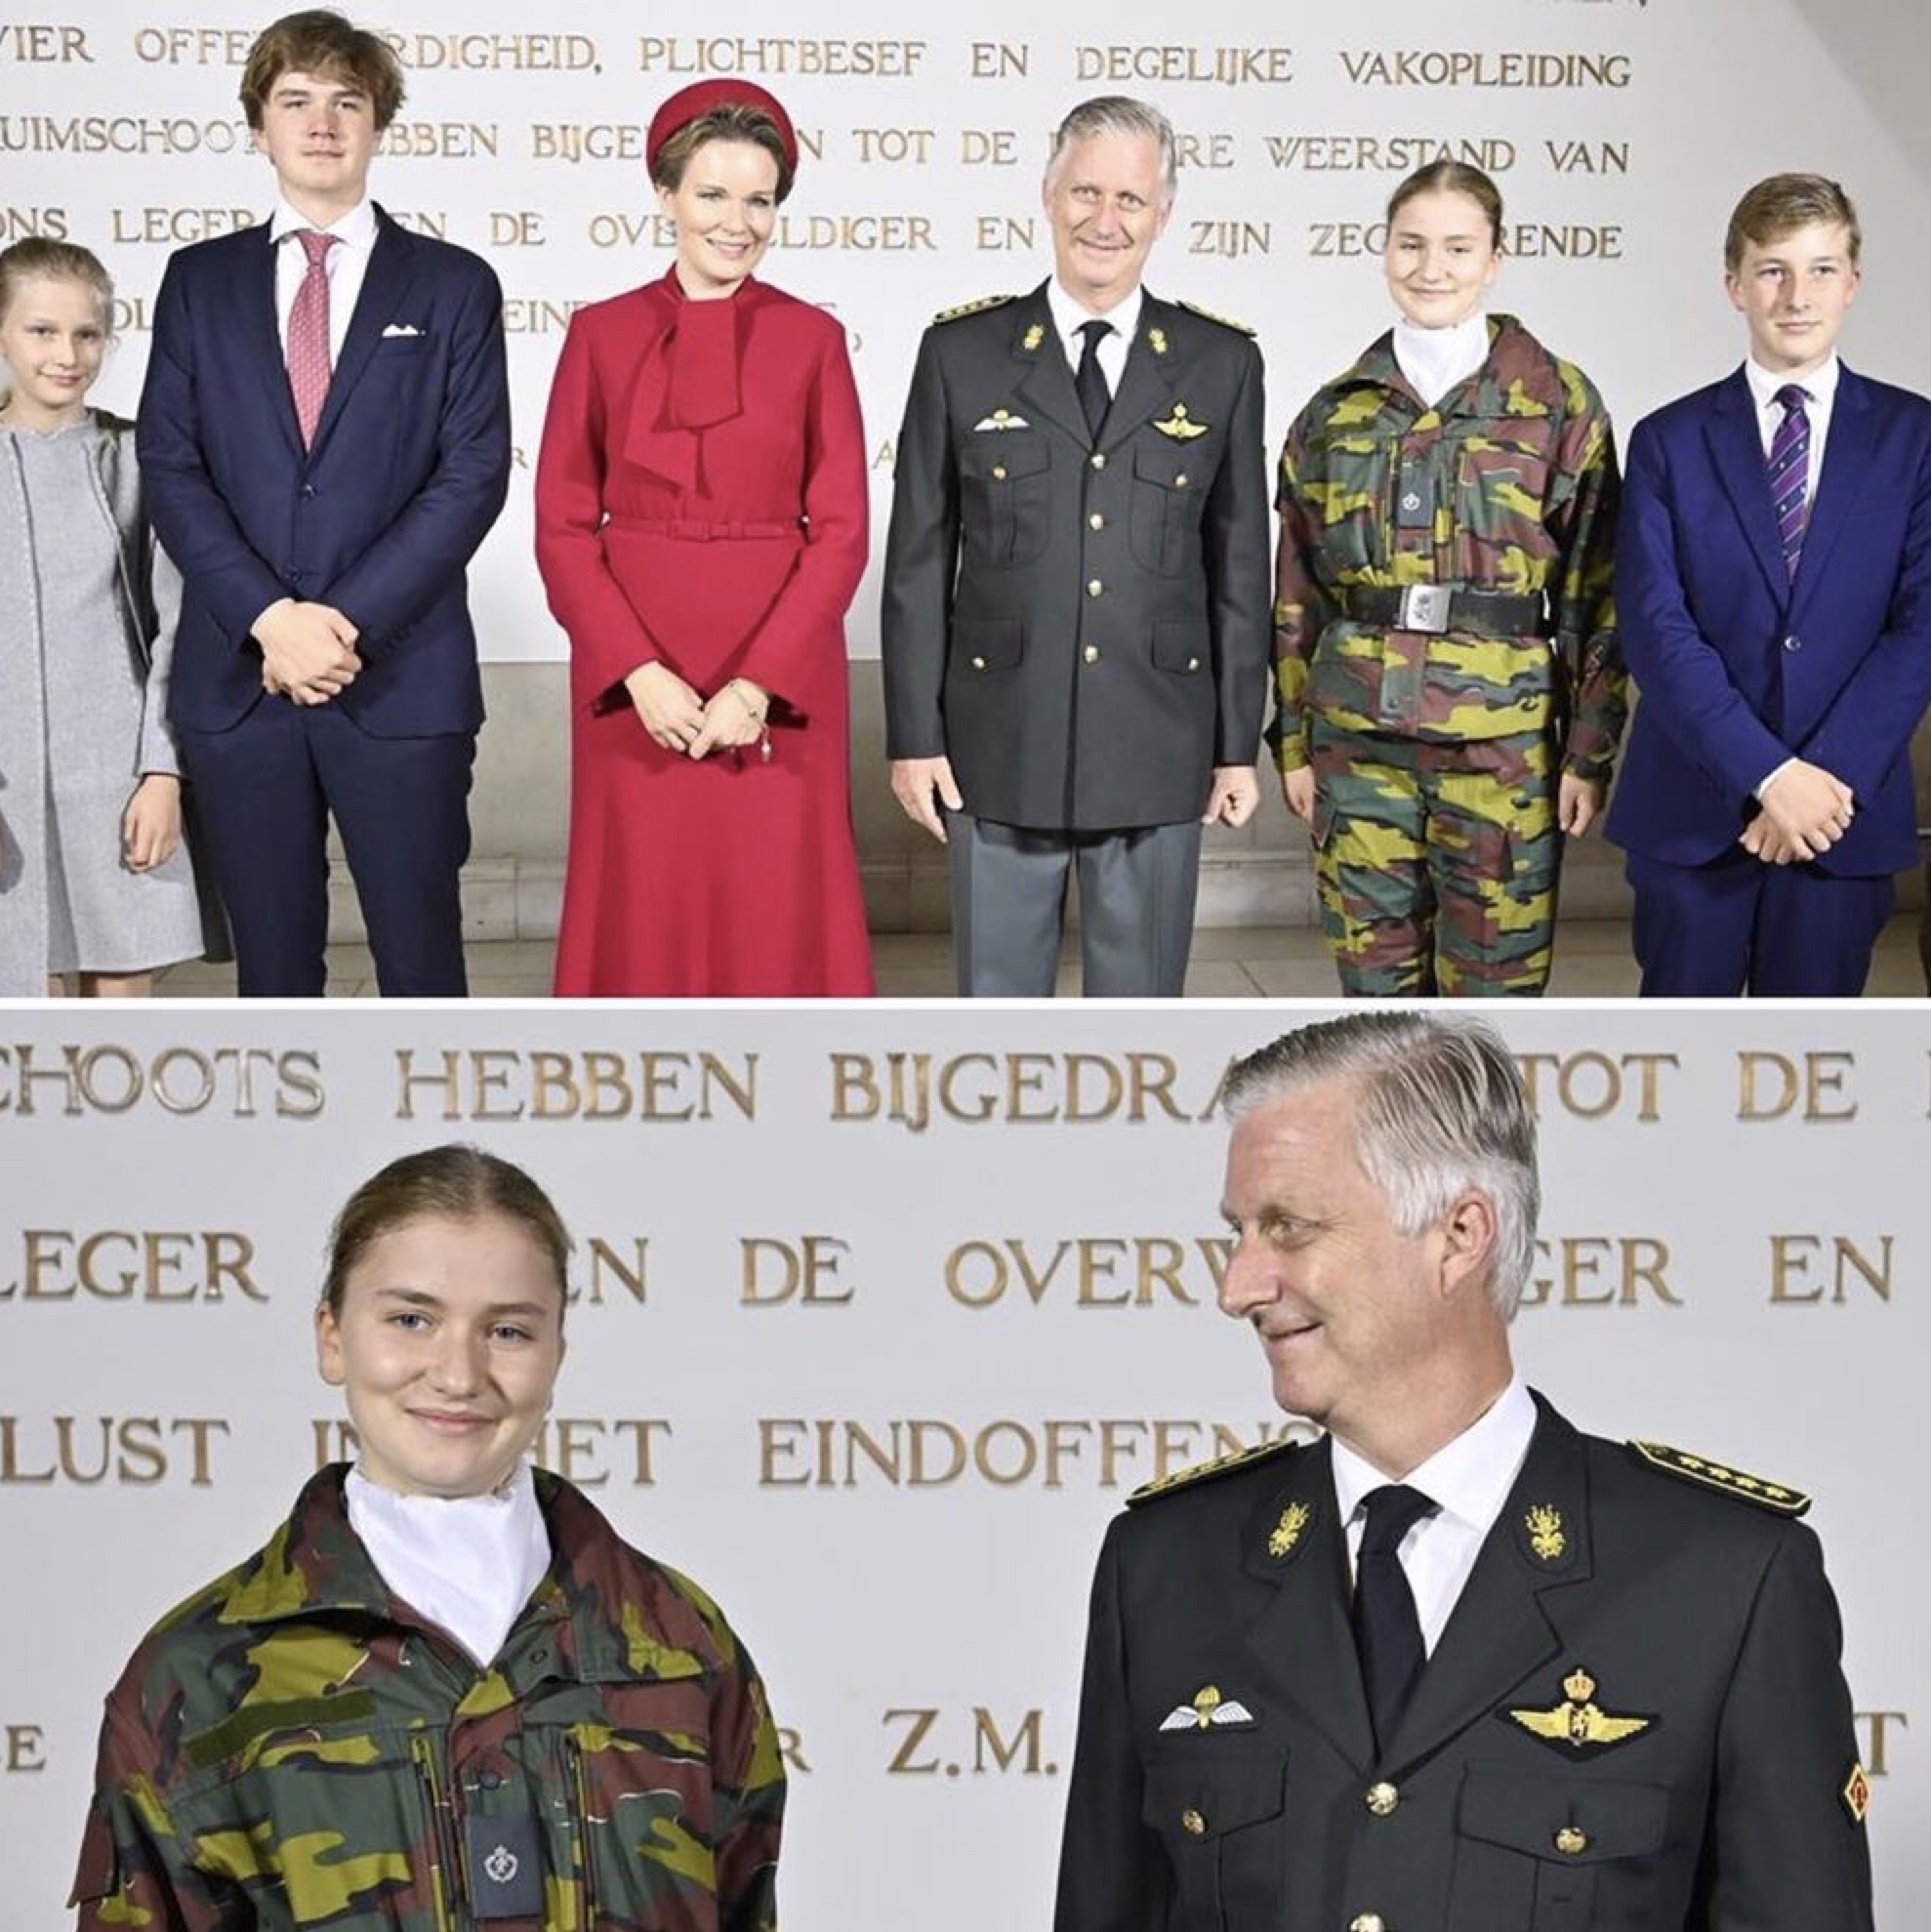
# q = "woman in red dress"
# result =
<box><xmin>535</xmin><ymin>81</ymin><xmax>875</xmax><ymax>995</ymax></box>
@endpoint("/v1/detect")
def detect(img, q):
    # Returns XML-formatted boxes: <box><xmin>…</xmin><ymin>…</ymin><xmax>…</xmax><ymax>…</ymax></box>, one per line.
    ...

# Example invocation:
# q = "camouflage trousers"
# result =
<box><xmin>1309</xmin><ymin>719</ymin><xmax>1559</xmax><ymax>997</ymax></box>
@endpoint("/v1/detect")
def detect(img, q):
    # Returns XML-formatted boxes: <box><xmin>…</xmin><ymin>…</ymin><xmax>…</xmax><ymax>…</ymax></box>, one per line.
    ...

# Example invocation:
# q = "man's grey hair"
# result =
<box><xmin>1222</xmin><ymin>1012</ymin><xmax>1539</xmax><ymax>1321</ymax></box>
<box><xmin>1044</xmin><ymin>96</ymin><xmax>1178</xmax><ymax>207</ymax></box>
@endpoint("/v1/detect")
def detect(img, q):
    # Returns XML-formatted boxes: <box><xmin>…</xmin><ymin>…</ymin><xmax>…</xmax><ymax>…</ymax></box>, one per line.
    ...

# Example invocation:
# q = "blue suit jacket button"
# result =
<box><xmin>1783</xmin><ymin>634</ymin><xmax>1802</xmax><ymax>651</ymax></box>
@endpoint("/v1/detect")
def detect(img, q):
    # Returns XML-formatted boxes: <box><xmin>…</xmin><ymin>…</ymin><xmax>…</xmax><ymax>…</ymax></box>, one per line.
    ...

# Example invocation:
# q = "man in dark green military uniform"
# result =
<box><xmin>1055</xmin><ymin>1012</ymin><xmax>1871</xmax><ymax>1932</ymax></box>
<box><xmin>882</xmin><ymin>96</ymin><xmax>1271</xmax><ymax>997</ymax></box>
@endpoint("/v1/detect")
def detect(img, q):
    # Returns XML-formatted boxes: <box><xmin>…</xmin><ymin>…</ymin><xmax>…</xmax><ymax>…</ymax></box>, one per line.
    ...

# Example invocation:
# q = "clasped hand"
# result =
<box><xmin>256</xmin><ymin>599</ymin><xmax>360</xmax><ymax>705</ymax></box>
<box><xmin>1743</xmin><ymin>760</ymin><xmax>1855</xmax><ymax>865</ymax></box>
<box><xmin>625</xmin><ymin>663</ymin><xmax>769</xmax><ymax>759</ymax></box>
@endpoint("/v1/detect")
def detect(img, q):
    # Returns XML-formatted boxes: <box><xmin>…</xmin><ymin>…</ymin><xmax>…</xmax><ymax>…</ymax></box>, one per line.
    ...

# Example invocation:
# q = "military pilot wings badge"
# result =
<box><xmin>1501</xmin><ymin>1667</ymin><xmax>1658</xmax><ymax>1758</ymax></box>
<box><xmin>973</xmin><ymin>407</ymin><xmax>1031</xmax><ymax>432</ymax></box>
<box><xmin>1160</xmin><ymin>1685</ymin><xmax>1257</xmax><ymax>1733</ymax></box>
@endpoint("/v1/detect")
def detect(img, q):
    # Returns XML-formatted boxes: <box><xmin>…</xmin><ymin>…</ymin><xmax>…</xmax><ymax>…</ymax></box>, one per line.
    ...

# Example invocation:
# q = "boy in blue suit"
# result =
<box><xmin>138</xmin><ymin>9</ymin><xmax>510</xmax><ymax>996</ymax></box>
<box><xmin>1608</xmin><ymin>175</ymin><xmax>1931</xmax><ymax>995</ymax></box>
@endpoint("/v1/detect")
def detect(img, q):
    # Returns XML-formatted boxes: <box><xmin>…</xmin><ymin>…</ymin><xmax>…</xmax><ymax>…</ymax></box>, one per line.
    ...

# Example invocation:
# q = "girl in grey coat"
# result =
<box><xmin>0</xmin><ymin>237</ymin><xmax>210</xmax><ymax>995</ymax></box>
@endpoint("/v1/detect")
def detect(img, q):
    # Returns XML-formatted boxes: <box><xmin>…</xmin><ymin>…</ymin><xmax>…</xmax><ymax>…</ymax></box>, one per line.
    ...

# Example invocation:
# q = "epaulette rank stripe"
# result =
<box><xmin>1628</xmin><ymin>1440</ymin><xmax>1812</xmax><ymax>1516</ymax></box>
<box><xmin>1174</xmin><ymin>299</ymin><xmax>1255</xmax><ymax>337</ymax></box>
<box><xmin>931</xmin><ymin>294</ymin><xmax>1017</xmax><ymax>325</ymax></box>
<box><xmin>1128</xmin><ymin>1435</ymin><xmax>1297</xmax><ymax>1507</ymax></box>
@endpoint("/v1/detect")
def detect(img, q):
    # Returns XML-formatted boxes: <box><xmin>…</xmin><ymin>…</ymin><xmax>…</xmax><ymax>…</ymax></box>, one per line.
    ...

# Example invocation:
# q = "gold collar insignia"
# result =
<box><xmin>1022</xmin><ymin>322</ymin><xmax>1045</xmax><ymax>352</ymax></box>
<box><xmin>1525</xmin><ymin>1504</ymin><xmax>1566</xmax><ymax>1562</ymax></box>
<box><xmin>1147</xmin><ymin>326</ymin><xmax>1169</xmax><ymax>356</ymax></box>
<box><xmin>1267</xmin><ymin>1501</ymin><xmax>1312</xmax><ymax>1559</ymax></box>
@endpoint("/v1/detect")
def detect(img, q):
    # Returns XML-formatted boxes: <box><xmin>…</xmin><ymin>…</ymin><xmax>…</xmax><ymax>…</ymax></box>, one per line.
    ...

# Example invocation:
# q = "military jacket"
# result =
<box><xmin>882</xmin><ymin>280</ymin><xmax>1272</xmax><ymax>830</ymax></box>
<box><xmin>1054</xmin><ymin>1396</ymin><xmax>1871</xmax><ymax>1932</ymax></box>
<box><xmin>71</xmin><ymin>1466</ymin><xmax>784</xmax><ymax>1931</ymax></box>
<box><xmin>1273</xmin><ymin>315</ymin><xmax>1625</xmax><ymax>779</ymax></box>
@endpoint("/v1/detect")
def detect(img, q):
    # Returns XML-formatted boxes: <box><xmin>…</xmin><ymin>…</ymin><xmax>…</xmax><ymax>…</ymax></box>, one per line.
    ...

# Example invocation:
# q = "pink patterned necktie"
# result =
<box><xmin>287</xmin><ymin>228</ymin><xmax>338</xmax><ymax>448</ymax></box>
<box><xmin>1767</xmin><ymin>383</ymin><xmax>1811</xmax><ymax>581</ymax></box>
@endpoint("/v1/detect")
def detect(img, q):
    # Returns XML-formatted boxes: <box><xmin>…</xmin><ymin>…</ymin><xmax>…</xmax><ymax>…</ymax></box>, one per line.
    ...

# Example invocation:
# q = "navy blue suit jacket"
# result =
<box><xmin>137</xmin><ymin>206</ymin><xmax>510</xmax><ymax>738</ymax></box>
<box><xmin>1606</xmin><ymin>364</ymin><xmax>1931</xmax><ymax>876</ymax></box>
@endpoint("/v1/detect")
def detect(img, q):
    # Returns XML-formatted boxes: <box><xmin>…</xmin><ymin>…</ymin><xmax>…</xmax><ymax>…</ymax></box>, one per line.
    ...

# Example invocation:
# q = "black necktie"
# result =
<box><xmin>1075</xmin><ymin>317</ymin><xmax>1113</xmax><ymax>441</ymax></box>
<box><xmin>1350</xmin><ymin>1483</ymin><xmax>1436</xmax><ymax>1754</ymax></box>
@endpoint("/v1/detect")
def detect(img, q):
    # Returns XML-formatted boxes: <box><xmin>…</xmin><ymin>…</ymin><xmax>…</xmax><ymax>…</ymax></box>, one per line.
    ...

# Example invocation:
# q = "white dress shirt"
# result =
<box><xmin>1331</xmin><ymin>1377</ymin><xmax>1538</xmax><ymax>1655</ymax></box>
<box><xmin>269</xmin><ymin>194</ymin><xmax>379</xmax><ymax>365</ymax></box>
<box><xmin>1047</xmin><ymin>277</ymin><xmax>1143</xmax><ymax>400</ymax></box>
<box><xmin>347</xmin><ymin>1459</ymin><xmax>553</xmax><ymax>1666</ymax></box>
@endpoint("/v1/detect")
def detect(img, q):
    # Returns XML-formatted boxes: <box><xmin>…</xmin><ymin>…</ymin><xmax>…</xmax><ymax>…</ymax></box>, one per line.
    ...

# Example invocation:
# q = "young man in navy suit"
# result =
<box><xmin>1608</xmin><ymin>174</ymin><xmax>1931</xmax><ymax>995</ymax></box>
<box><xmin>138</xmin><ymin>9</ymin><xmax>510</xmax><ymax>996</ymax></box>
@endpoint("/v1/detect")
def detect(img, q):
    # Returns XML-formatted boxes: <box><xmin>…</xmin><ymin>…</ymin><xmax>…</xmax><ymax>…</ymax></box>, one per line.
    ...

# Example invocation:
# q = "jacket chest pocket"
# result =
<box><xmin>1130</xmin><ymin>443</ymin><xmax>1213</xmax><ymax>575</ymax></box>
<box><xmin>558</xmin><ymin>1680</ymin><xmax>719</xmax><ymax>1932</ymax></box>
<box><xmin>1447</xmin><ymin>1767</ymin><xmax>1669</xmax><ymax>1932</ymax></box>
<box><xmin>1451</xmin><ymin>426</ymin><xmax>1558</xmax><ymax>568</ymax></box>
<box><xmin>960</xmin><ymin>435</ymin><xmax>1051</xmax><ymax>567</ymax></box>
<box><xmin>1141</xmin><ymin>1747</ymin><xmax>1289</xmax><ymax>1930</ymax></box>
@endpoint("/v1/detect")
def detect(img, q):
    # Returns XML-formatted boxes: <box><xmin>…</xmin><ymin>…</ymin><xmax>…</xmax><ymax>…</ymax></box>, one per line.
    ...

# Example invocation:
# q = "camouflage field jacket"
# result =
<box><xmin>72</xmin><ymin>1466</ymin><xmax>784</xmax><ymax>1931</ymax></box>
<box><xmin>1273</xmin><ymin>313</ymin><xmax>1625</xmax><ymax>778</ymax></box>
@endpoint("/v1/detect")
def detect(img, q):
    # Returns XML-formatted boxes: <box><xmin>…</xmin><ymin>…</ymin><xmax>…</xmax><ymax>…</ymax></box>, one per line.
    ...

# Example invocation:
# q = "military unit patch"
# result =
<box><xmin>1842</xmin><ymin>1760</ymin><xmax>1872</xmax><ymax>1825</ymax></box>
<box><xmin>1627</xmin><ymin>1440</ymin><xmax>1812</xmax><ymax>1516</ymax></box>
<box><xmin>1502</xmin><ymin>1667</ymin><xmax>1657</xmax><ymax>1759</ymax></box>
<box><xmin>1126</xmin><ymin>1434</ymin><xmax>1299</xmax><ymax>1507</ymax></box>
<box><xmin>931</xmin><ymin>293</ymin><xmax>1016</xmax><ymax>326</ymax></box>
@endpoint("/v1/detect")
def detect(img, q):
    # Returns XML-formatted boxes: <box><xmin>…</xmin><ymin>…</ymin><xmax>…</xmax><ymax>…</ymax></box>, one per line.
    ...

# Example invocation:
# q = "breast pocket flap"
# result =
<box><xmin>1458</xmin><ymin>1768</ymin><xmax>1668</xmax><ymax>1866</ymax></box>
<box><xmin>1141</xmin><ymin>1748</ymin><xmax>1289</xmax><ymax>1842</ymax></box>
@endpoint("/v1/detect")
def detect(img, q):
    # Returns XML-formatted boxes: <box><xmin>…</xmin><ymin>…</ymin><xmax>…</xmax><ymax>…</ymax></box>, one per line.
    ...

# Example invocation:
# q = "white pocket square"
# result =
<box><xmin>381</xmin><ymin>322</ymin><xmax>424</xmax><ymax>338</ymax></box>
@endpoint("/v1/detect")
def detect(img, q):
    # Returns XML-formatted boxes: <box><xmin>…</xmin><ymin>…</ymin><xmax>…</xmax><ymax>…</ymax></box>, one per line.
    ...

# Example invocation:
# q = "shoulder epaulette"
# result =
<box><xmin>1127</xmin><ymin>1435</ymin><xmax>1298</xmax><ymax>1508</ymax></box>
<box><xmin>931</xmin><ymin>294</ymin><xmax>1017</xmax><ymax>326</ymax></box>
<box><xmin>1175</xmin><ymin>298</ymin><xmax>1255</xmax><ymax>338</ymax></box>
<box><xmin>1627</xmin><ymin>1440</ymin><xmax>1811</xmax><ymax>1516</ymax></box>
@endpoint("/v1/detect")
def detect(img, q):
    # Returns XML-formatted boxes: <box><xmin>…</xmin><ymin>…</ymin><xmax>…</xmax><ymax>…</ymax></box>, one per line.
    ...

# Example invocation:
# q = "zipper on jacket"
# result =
<box><xmin>564</xmin><ymin>1733</ymin><xmax>600</xmax><ymax>1932</ymax></box>
<box><xmin>409</xmin><ymin>1734</ymin><xmax>461</xmax><ymax>1932</ymax></box>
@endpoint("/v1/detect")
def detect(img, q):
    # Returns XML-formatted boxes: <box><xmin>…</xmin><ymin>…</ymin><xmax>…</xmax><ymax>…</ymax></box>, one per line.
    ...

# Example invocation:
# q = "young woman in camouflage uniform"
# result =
<box><xmin>73</xmin><ymin>1147</ymin><xmax>784</xmax><ymax>1931</ymax></box>
<box><xmin>1273</xmin><ymin>162</ymin><xmax>1625</xmax><ymax>995</ymax></box>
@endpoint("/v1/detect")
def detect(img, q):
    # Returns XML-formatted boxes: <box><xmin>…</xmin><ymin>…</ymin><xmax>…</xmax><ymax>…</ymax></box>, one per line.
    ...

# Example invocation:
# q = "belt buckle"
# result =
<box><xmin>1398</xmin><ymin>584</ymin><xmax>1453</xmax><ymax>634</ymax></box>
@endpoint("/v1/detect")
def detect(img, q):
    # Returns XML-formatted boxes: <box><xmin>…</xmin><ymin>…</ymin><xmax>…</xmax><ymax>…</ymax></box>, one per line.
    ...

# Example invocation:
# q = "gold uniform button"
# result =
<box><xmin>1364</xmin><ymin>1782</ymin><xmax>1399</xmax><ymax>1818</ymax></box>
<box><xmin>1174</xmin><ymin>473</ymin><xmax>1188</xmax><ymax>488</ymax></box>
<box><xmin>1089</xmin><ymin>512</ymin><xmax>1105</xmax><ymax>530</ymax></box>
<box><xmin>992</xmin><ymin>465</ymin><xmax>1007</xmax><ymax>481</ymax></box>
<box><xmin>1087</xmin><ymin>579</ymin><xmax>1103</xmax><ymax>597</ymax></box>
<box><xmin>1349</xmin><ymin>1915</ymin><xmax>1387</xmax><ymax>1932</ymax></box>
<box><xmin>1180</xmin><ymin>1809</ymin><xmax>1206</xmax><ymax>1837</ymax></box>
<box><xmin>970</xmin><ymin>656</ymin><xmax>987</xmax><ymax>670</ymax></box>
<box><xmin>1090</xmin><ymin>452</ymin><xmax>1107</xmax><ymax>470</ymax></box>
<box><xmin>1186</xmin><ymin>656</ymin><xmax>1200</xmax><ymax>672</ymax></box>
<box><xmin>1555</xmin><ymin>1828</ymin><xmax>1589</xmax><ymax>1857</ymax></box>
<box><xmin>1083</xmin><ymin>645</ymin><xmax>1100</xmax><ymax>664</ymax></box>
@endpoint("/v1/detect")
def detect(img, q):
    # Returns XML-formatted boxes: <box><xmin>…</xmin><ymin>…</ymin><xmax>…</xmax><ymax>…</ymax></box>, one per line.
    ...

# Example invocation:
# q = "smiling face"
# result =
<box><xmin>1726</xmin><ymin>220</ymin><xmax>1861</xmax><ymax>380</ymax></box>
<box><xmin>659</xmin><ymin>137</ymin><xmax>779</xmax><ymax>300</ymax></box>
<box><xmin>0</xmin><ymin>275</ymin><xmax>106</xmax><ymax>430</ymax></box>
<box><xmin>1043</xmin><ymin>129</ymin><xmax>1171</xmax><ymax>313</ymax></box>
<box><xmin>315</xmin><ymin>1212</ymin><xmax>565</xmax><ymax>1499</ymax></box>
<box><xmin>1217</xmin><ymin>1078</ymin><xmax>1503</xmax><ymax>1467</ymax></box>
<box><xmin>253</xmin><ymin>66</ymin><xmax>379</xmax><ymax>224</ymax></box>
<box><xmin>1382</xmin><ymin>186</ymin><xmax>1500</xmax><ymax>329</ymax></box>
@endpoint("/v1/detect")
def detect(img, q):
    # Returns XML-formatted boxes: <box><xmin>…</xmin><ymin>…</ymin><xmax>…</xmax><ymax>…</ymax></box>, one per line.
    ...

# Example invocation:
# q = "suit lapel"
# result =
<box><xmin>1008</xmin><ymin>283</ymin><xmax>1087</xmax><ymax>445</ymax></box>
<box><xmin>241</xmin><ymin>225</ymin><xmax>304</xmax><ymax>458</ymax></box>
<box><xmin>1791</xmin><ymin>367</ymin><xmax>1873</xmax><ymax>609</ymax></box>
<box><xmin>1098</xmin><ymin>293</ymin><xmax>1182</xmax><ymax>457</ymax></box>
<box><xmin>1705</xmin><ymin>369</ymin><xmax>1791</xmax><ymax>602</ymax></box>
<box><xmin>1237</xmin><ymin>1438</ymin><xmax>1377</xmax><ymax>1770</ymax></box>
<box><xmin>308</xmin><ymin>208</ymin><xmax>417</xmax><ymax>461</ymax></box>
<box><xmin>1381</xmin><ymin>1396</ymin><xmax>1590</xmax><ymax>1772</ymax></box>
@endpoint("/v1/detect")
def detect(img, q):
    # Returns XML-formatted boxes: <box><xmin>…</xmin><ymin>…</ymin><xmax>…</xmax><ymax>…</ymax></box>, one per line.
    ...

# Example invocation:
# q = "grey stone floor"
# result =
<box><xmin>144</xmin><ymin>914</ymin><xmax>1930</xmax><ymax>1000</ymax></box>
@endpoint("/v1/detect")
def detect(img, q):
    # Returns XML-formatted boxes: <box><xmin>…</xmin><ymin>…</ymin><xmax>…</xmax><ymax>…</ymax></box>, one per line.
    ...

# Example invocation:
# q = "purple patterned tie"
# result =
<box><xmin>1767</xmin><ymin>383</ymin><xmax>1810</xmax><ymax>581</ymax></box>
<box><xmin>287</xmin><ymin>229</ymin><xmax>338</xmax><ymax>449</ymax></box>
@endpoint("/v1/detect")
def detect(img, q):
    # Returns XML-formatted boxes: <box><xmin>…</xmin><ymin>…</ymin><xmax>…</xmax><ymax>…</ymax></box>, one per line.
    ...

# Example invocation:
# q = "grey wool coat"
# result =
<box><xmin>0</xmin><ymin>407</ymin><xmax>212</xmax><ymax>989</ymax></box>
